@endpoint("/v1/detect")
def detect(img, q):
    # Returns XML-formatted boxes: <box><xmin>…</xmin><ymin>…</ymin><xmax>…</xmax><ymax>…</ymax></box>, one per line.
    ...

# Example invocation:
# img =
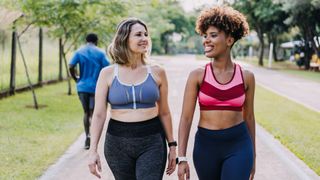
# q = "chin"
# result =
<box><xmin>205</xmin><ymin>53</ymin><xmax>215</xmax><ymax>58</ymax></box>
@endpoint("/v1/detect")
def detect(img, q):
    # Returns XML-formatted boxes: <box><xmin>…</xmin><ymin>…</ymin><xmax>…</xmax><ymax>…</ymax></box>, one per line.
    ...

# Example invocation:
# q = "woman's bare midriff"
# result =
<box><xmin>199</xmin><ymin>110</ymin><xmax>244</xmax><ymax>130</ymax></box>
<box><xmin>110</xmin><ymin>107</ymin><xmax>159</xmax><ymax>122</ymax></box>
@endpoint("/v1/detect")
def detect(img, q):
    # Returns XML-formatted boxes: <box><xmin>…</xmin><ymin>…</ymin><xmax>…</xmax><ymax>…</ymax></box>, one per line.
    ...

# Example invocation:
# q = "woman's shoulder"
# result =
<box><xmin>240</xmin><ymin>67</ymin><xmax>255</xmax><ymax>85</ymax></box>
<box><xmin>99</xmin><ymin>64</ymin><xmax>117</xmax><ymax>83</ymax></box>
<box><xmin>149</xmin><ymin>63</ymin><xmax>165</xmax><ymax>75</ymax></box>
<box><xmin>189</xmin><ymin>65</ymin><xmax>205</xmax><ymax>79</ymax></box>
<box><xmin>101</xmin><ymin>64</ymin><xmax>115</xmax><ymax>73</ymax></box>
<box><xmin>240</xmin><ymin>67</ymin><xmax>254</xmax><ymax>79</ymax></box>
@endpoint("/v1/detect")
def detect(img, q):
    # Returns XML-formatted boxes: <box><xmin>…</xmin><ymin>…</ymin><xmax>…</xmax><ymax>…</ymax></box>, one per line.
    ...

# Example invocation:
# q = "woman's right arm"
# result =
<box><xmin>178</xmin><ymin>69</ymin><xmax>201</xmax><ymax>180</ymax></box>
<box><xmin>88</xmin><ymin>67</ymin><xmax>110</xmax><ymax>179</ymax></box>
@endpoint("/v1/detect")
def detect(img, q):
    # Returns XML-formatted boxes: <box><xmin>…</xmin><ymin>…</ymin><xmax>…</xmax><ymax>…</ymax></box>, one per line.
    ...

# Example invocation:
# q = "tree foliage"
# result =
<box><xmin>127</xmin><ymin>0</ymin><xmax>196</xmax><ymax>54</ymax></box>
<box><xmin>276</xmin><ymin>0</ymin><xmax>320</xmax><ymax>69</ymax></box>
<box><xmin>19</xmin><ymin>0</ymin><xmax>126</xmax><ymax>49</ymax></box>
<box><xmin>13</xmin><ymin>0</ymin><xmax>126</xmax><ymax>94</ymax></box>
<box><xmin>233</xmin><ymin>0</ymin><xmax>288</xmax><ymax>65</ymax></box>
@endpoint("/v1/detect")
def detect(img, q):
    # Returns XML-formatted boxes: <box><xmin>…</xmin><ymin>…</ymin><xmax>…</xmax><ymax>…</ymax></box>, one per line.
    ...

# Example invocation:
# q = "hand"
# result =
<box><xmin>178</xmin><ymin>162</ymin><xmax>190</xmax><ymax>180</ymax></box>
<box><xmin>88</xmin><ymin>151</ymin><xmax>102</xmax><ymax>178</ymax></box>
<box><xmin>249</xmin><ymin>159</ymin><xmax>256</xmax><ymax>180</ymax></box>
<box><xmin>166</xmin><ymin>147</ymin><xmax>177</xmax><ymax>175</ymax></box>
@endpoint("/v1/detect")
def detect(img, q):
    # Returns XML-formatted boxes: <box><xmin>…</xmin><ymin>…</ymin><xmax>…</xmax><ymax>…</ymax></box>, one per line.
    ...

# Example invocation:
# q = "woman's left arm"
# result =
<box><xmin>243</xmin><ymin>70</ymin><xmax>256</xmax><ymax>180</ymax></box>
<box><xmin>154</xmin><ymin>66</ymin><xmax>176</xmax><ymax>175</ymax></box>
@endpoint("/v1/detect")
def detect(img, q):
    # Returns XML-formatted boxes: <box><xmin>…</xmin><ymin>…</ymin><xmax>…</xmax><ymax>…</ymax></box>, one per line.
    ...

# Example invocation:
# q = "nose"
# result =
<box><xmin>142</xmin><ymin>35</ymin><xmax>148</xmax><ymax>41</ymax></box>
<box><xmin>203</xmin><ymin>36</ymin><xmax>210</xmax><ymax>45</ymax></box>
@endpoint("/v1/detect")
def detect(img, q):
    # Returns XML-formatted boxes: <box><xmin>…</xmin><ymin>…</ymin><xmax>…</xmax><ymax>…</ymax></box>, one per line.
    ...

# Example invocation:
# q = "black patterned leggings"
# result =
<box><xmin>104</xmin><ymin>117</ymin><xmax>167</xmax><ymax>180</ymax></box>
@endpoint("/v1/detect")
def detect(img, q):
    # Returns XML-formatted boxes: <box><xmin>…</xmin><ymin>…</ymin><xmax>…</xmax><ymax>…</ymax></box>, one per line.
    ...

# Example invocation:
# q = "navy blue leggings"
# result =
<box><xmin>193</xmin><ymin>122</ymin><xmax>254</xmax><ymax>180</ymax></box>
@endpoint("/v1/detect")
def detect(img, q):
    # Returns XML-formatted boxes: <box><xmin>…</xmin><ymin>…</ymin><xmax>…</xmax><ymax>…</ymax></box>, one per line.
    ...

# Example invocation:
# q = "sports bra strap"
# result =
<box><xmin>147</xmin><ymin>65</ymin><xmax>152</xmax><ymax>74</ymax></box>
<box><xmin>114</xmin><ymin>64</ymin><xmax>119</xmax><ymax>77</ymax></box>
<box><xmin>114</xmin><ymin>64</ymin><xmax>151</xmax><ymax>77</ymax></box>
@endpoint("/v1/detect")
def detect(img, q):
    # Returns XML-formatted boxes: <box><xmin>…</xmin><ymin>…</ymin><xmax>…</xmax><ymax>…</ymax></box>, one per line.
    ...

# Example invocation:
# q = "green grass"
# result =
<box><xmin>242</xmin><ymin>56</ymin><xmax>320</xmax><ymax>83</ymax></box>
<box><xmin>196</xmin><ymin>53</ymin><xmax>320</xmax><ymax>174</ymax></box>
<box><xmin>255</xmin><ymin>85</ymin><xmax>320</xmax><ymax>175</ymax></box>
<box><xmin>0</xmin><ymin>32</ymin><xmax>69</xmax><ymax>91</ymax></box>
<box><xmin>0</xmin><ymin>81</ymin><xmax>83</xmax><ymax>179</ymax></box>
<box><xmin>195</xmin><ymin>55</ymin><xmax>320</xmax><ymax>83</ymax></box>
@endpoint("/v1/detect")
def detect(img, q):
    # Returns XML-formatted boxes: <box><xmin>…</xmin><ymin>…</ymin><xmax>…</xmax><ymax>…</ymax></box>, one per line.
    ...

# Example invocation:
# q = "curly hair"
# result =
<box><xmin>195</xmin><ymin>6</ymin><xmax>249</xmax><ymax>42</ymax></box>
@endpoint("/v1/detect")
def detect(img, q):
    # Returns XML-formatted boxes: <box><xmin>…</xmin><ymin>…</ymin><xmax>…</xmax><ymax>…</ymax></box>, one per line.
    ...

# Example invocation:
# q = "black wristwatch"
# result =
<box><xmin>168</xmin><ymin>141</ymin><xmax>177</xmax><ymax>147</ymax></box>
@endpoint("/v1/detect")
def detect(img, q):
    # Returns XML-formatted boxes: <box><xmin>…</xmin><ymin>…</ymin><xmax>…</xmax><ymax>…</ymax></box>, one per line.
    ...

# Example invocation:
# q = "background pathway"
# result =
<box><xmin>39</xmin><ymin>55</ymin><xmax>319</xmax><ymax>180</ymax></box>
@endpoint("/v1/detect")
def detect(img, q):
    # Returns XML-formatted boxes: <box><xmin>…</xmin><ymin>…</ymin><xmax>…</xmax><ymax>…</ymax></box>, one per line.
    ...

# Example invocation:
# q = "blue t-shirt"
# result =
<box><xmin>69</xmin><ymin>44</ymin><xmax>110</xmax><ymax>93</ymax></box>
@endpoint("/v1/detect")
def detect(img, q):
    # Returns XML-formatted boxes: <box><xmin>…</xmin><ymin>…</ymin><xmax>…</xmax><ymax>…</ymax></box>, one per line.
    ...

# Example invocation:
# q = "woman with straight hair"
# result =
<box><xmin>88</xmin><ymin>17</ymin><xmax>177</xmax><ymax>179</ymax></box>
<box><xmin>177</xmin><ymin>6</ymin><xmax>256</xmax><ymax>180</ymax></box>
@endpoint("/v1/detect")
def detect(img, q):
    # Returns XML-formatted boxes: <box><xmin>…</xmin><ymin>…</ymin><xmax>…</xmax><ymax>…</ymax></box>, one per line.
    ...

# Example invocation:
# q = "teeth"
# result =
<box><xmin>205</xmin><ymin>46</ymin><xmax>213</xmax><ymax>52</ymax></box>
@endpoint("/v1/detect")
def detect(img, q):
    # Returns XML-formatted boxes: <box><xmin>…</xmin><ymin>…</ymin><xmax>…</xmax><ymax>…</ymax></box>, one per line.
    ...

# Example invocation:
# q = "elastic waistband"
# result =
<box><xmin>197</xmin><ymin>121</ymin><xmax>249</xmax><ymax>141</ymax></box>
<box><xmin>107</xmin><ymin>116</ymin><xmax>163</xmax><ymax>137</ymax></box>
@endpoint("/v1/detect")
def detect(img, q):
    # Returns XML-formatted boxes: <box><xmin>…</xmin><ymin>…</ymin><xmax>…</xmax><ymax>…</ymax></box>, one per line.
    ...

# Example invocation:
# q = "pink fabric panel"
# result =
<box><xmin>198</xmin><ymin>91</ymin><xmax>245</xmax><ymax>107</ymax></box>
<box><xmin>204</xmin><ymin>64</ymin><xmax>243</xmax><ymax>90</ymax></box>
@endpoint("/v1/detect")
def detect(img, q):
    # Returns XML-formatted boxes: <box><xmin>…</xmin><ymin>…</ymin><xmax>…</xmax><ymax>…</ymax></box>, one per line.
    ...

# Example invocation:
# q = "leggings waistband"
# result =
<box><xmin>107</xmin><ymin>116</ymin><xmax>163</xmax><ymax>137</ymax></box>
<box><xmin>197</xmin><ymin>121</ymin><xmax>250</xmax><ymax>141</ymax></box>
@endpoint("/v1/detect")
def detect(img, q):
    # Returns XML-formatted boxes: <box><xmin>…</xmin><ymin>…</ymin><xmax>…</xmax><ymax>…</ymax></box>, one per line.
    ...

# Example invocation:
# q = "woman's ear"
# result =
<box><xmin>227</xmin><ymin>36</ymin><xmax>235</xmax><ymax>47</ymax></box>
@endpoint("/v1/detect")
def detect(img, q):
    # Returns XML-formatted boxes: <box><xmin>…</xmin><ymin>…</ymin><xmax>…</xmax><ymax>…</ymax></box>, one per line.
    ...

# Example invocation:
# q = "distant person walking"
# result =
<box><xmin>177</xmin><ymin>6</ymin><xmax>256</xmax><ymax>180</ymax></box>
<box><xmin>69</xmin><ymin>33</ymin><xmax>110</xmax><ymax>150</ymax></box>
<box><xmin>88</xmin><ymin>18</ymin><xmax>176</xmax><ymax>179</ymax></box>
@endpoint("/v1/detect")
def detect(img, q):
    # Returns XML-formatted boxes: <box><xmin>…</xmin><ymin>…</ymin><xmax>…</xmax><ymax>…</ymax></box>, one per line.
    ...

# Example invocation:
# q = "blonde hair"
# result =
<box><xmin>108</xmin><ymin>17</ymin><xmax>149</xmax><ymax>65</ymax></box>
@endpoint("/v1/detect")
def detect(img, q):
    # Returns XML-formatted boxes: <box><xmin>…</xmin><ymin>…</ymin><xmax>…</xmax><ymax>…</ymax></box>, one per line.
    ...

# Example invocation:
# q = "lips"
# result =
<box><xmin>138</xmin><ymin>43</ymin><xmax>148</xmax><ymax>48</ymax></box>
<box><xmin>204</xmin><ymin>46</ymin><xmax>214</xmax><ymax>53</ymax></box>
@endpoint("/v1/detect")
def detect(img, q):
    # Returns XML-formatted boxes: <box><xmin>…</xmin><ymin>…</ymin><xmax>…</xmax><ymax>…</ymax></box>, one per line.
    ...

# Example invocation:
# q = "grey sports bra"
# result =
<box><xmin>107</xmin><ymin>64</ymin><xmax>160</xmax><ymax>109</ymax></box>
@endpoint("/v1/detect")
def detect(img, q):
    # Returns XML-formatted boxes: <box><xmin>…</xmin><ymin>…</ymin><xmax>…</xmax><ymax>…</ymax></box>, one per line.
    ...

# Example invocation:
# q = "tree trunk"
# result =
<box><xmin>59</xmin><ymin>38</ymin><xmax>63</xmax><ymax>81</ymax></box>
<box><xmin>309</xmin><ymin>26</ymin><xmax>320</xmax><ymax>57</ymax></box>
<box><xmin>61</xmin><ymin>45</ymin><xmax>72</xmax><ymax>95</ymax></box>
<box><xmin>9</xmin><ymin>21</ymin><xmax>17</xmax><ymax>95</ymax></box>
<box><xmin>267</xmin><ymin>33</ymin><xmax>278</xmax><ymax>62</ymax></box>
<box><xmin>272</xmin><ymin>35</ymin><xmax>278</xmax><ymax>61</ymax></box>
<box><xmin>302</xmin><ymin>25</ymin><xmax>314</xmax><ymax>70</ymax></box>
<box><xmin>38</xmin><ymin>28</ymin><xmax>43</xmax><ymax>85</ymax></box>
<box><xmin>257</xmin><ymin>27</ymin><xmax>264</xmax><ymax>66</ymax></box>
<box><xmin>17</xmin><ymin>37</ymin><xmax>39</xmax><ymax>109</ymax></box>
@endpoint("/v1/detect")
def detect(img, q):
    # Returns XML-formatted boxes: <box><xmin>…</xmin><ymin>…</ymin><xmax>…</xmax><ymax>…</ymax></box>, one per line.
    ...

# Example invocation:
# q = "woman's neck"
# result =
<box><xmin>212</xmin><ymin>53</ymin><xmax>233</xmax><ymax>71</ymax></box>
<box><xmin>128</xmin><ymin>53</ymin><xmax>143</xmax><ymax>69</ymax></box>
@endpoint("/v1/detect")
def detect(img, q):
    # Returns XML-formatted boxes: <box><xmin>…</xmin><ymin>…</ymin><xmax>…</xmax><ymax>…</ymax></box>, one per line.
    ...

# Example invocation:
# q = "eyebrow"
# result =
<box><xmin>134</xmin><ymin>31</ymin><xmax>147</xmax><ymax>34</ymax></box>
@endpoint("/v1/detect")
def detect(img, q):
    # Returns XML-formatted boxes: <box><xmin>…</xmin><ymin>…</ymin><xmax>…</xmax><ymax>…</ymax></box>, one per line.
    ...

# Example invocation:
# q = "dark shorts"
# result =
<box><xmin>78</xmin><ymin>92</ymin><xmax>95</xmax><ymax>113</ymax></box>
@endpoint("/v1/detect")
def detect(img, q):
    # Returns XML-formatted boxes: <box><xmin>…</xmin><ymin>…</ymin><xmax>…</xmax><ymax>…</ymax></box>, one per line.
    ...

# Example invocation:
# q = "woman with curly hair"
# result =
<box><xmin>177</xmin><ymin>6</ymin><xmax>255</xmax><ymax>180</ymax></box>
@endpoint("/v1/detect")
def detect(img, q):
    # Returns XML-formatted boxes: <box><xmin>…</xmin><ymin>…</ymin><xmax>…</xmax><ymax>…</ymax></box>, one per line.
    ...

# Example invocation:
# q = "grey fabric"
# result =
<box><xmin>104</xmin><ymin>133</ymin><xmax>167</xmax><ymax>180</ymax></box>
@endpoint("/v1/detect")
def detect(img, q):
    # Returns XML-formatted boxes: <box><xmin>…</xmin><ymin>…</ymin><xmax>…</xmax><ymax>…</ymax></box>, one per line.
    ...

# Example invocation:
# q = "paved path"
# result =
<box><xmin>39</xmin><ymin>55</ymin><xmax>319</xmax><ymax>180</ymax></box>
<box><xmin>237</xmin><ymin>61</ymin><xmax>320</xmax><ymax>113</ymax></box>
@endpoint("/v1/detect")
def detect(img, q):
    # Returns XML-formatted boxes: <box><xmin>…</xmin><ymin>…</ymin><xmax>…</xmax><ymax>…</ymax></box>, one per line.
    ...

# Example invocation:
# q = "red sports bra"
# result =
<box><xmin>198</xmin><ymin>63</ymin><xmax>245</xmax><ymax>111</ymax></box>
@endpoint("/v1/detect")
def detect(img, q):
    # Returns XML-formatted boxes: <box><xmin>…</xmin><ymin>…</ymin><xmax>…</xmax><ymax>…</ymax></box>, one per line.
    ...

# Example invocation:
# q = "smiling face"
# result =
<box><xmin>128</xmin><ymin>23</ymin><xmax>149</xmax><ymax>54</ymax></box>
<box><xmin>202</xmin><ymin>26</ymin><xmax>234</xmax><ymax>59</ymax></box>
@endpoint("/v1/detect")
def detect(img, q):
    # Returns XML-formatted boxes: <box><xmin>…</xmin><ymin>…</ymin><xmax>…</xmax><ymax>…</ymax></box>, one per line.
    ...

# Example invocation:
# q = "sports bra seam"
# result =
<box><xmin>114</xmin><ymin>64</ymin><xmax>154</xmax><ymax>86</ymax></box>
<box><xmin>210</xmin><ymin>63</ymin><xmax>237</xmax><ymax>85</ymax></box>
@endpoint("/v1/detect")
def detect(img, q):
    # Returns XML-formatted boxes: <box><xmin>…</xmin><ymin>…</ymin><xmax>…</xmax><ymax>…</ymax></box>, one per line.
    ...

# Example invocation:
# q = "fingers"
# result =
<box><xmin>186</xmin><ymin>166</ymin><xmax>190</xmax><ymax>180</ymax></box>
<box><xmin>178</xmin><ymin>170</ymin><xmax>185</xmax><ymax>180</ymax></box>
<box><xmin>88</xmin><ymin>153</ymin><xmax>102</xmax><ymax>179</ymax></box>
<box><xmin>166</xmin><ymin>151</ymin><xmax>177</xmax><ymax>175</ymax></box>
<box><xmin>88</xmin><ymin>163</ymin><xmax>101</xmax><ymax>179</ymax></box>
<box><xmin>178</xmin><ymin>164</ymin><xmax>189</xmax><ymax>180</ymax></box>
<box><xmin>250</xmin><ymin>167</ymin><xmax>255</xmax><ymax>180</ymax></box>
<box><xmin>249</xmin><ymin>172</ymin><xmax>255</xmax><ymax>180</ymax></box>
<box><xmin>97</xmin><ymin>159</ymin><xmax>102</xmax><ymax>172</ymax></box>
<box><xmin>167</xmin><ymin>156</ymin><xmax>176</xmax><ymax>174</ymax></box>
